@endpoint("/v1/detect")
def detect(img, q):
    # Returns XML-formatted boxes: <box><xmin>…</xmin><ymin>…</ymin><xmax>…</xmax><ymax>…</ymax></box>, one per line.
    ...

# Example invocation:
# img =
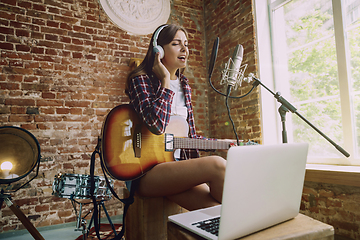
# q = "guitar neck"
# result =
<box><xmin>173</xmin><ymin>137</ymin><xmax>231</xmax><ymax>150</ymax></box>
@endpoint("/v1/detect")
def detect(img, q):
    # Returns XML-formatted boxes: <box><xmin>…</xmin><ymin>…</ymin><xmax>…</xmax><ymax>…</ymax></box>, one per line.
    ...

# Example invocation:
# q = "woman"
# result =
<box><xmin>125</xmin><ymin>24</ymin><xmax>226</xmax><ymax>211</ymax></box>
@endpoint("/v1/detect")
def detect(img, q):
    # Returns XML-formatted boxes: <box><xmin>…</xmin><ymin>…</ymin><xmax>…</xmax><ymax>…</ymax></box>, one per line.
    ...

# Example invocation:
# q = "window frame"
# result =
<box><xmin>254</xmin><ymin>0</ymin><xmax>359</xmax><ymax>166</ymax></box>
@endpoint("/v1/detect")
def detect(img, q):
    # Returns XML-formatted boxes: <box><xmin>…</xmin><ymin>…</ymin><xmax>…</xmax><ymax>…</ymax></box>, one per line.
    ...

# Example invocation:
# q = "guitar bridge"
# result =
<box><xmin>165</xmin><ymin>133</ymin><xmax>174</xmax><ymax>152</ymax></box>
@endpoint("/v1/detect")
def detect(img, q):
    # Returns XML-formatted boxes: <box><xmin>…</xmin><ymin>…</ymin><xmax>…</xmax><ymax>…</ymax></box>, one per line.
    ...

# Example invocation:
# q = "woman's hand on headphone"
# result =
<box><xmin>153</xmin><ymin>52</ymin><xmax>170</xmax><ymax>89</ymax></box>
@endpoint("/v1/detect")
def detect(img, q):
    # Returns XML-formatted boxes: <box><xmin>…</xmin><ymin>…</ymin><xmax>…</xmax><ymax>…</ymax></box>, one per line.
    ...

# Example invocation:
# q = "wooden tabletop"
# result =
<box><xmin>167</xmin><ymin>213</ymin><xmax>334</xmax><ymax>240</ymax></box>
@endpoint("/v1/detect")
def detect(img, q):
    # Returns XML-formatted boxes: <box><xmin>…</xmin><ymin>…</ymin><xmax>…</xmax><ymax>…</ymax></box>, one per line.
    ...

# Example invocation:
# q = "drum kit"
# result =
<box><xmin>0</xmin><ymin>126</ymin><xmax>117</xmax><ymax>240</ymax></box>
<box><xmin>52</xmin><ymin>173</ymin><xmax>113</xmax><ymax>200</ymax></box>
<box><xmin>52</xmin><ymin>173</ymin><xmax>116</xmax><ymax>239</ymax></box>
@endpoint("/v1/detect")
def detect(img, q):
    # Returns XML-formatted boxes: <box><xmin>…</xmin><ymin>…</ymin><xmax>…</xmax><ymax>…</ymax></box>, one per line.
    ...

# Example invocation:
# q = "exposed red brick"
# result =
<box><xmin>0</xmin><ymin>10</ymin><xmax>16</xmax><ymax>20</ymax></box>
<box><xmin>0</xmin><ymin>26</ymin><xmax>14</xmax><ymax>35</ymax></box>
<box><xmin>35</xmin><ymin>205</ymin><xmax>50</xmax><ymax>213</ymax></box>
<box><xmin>5</xmin><ymin>98</ymin><xmax>35</xmax><ymax>106</ymax></box>
<box><xmin>0</xmin><ymin>42</ymin><xmax>14</xmax><ymax>50</ymax></box>
<box><xmin>15</xmin><ymin>44</ymin><xmax>31</xmax><ymax>52</ymax></box>
<box><xmin>15</xmin><ymin>29</ymin><xmax>29</xmax><ymax>37</ymax></box>
<box><xmin>0</xmin><ymin>82</ymin><xmax>19</xmax><ymax>90</ymax></box>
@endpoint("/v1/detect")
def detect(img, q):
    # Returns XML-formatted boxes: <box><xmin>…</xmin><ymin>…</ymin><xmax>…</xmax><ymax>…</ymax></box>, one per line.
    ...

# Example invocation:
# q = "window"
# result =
<box><xmin>255</xmin><ymin>0</ymin><xmax>360</xmax><ymax>165</ymax></box>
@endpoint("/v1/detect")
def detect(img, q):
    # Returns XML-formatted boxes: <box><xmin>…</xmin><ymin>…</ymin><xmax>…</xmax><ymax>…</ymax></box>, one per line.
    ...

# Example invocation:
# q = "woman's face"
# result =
<box><xmin>162</xmin><ymin>30</ymin><xmax>189</xmax><ymax>75</ymax></box>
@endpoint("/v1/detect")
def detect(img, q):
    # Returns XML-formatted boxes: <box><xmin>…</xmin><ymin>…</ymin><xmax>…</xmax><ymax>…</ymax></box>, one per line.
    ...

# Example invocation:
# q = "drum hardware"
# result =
<box><xmin>52</xmin><ymin>173</ymin><xmax>116</xmax><ymax>239</ymax></box>
<box><xmin>0</xmin><ymin>126</ymin><xmax>44</xmax><ymax>240</ymax></box>
<box><xmin>70</xmin><ymin>197</ymin><xmax>117</xmax><ymax>240</ymax></box>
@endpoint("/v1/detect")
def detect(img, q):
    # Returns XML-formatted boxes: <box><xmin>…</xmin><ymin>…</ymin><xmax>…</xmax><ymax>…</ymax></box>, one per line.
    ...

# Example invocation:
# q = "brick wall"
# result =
<box><xmin>203</xmin><ymin>0</ymin><xmax>261</xmax><ymax>144</ymax></box>
<box><xmin>301</xmin><ymin>181</ymin><xmax>360</xmax><ymax>239</ymax></box>
<box><xmin>2</xmin><ymin>0</ymin><xmax>358</xmax><ymax>239</ymax></box>
<box><xmin>0</xmin><ymin>0</ymin><xmax>209</xmax><ymax>232</ymax></box>
<box><xmin>0</xmin><ymin>0</ymin><xmax>262</xmax><ymax>233</ymax></box>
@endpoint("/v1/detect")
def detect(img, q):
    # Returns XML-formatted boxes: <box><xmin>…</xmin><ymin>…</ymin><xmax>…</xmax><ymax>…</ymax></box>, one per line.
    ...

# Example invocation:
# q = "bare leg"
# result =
<box><xmin>136</xmin><ymin>155</ymin><xmax>226</xmax><ymax>210</ymax></box>
<box><xmin>166</xmin><ymin>183</ymin><xmax>219</xmax><ymax>210</ymax></box>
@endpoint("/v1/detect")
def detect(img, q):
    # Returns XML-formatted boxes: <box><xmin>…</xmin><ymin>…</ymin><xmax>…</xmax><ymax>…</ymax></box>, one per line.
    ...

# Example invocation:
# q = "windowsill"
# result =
<box><xmin>305</xmin><ymin>164</ymin><xmax>360</xmax><ymax>187</ymax></box>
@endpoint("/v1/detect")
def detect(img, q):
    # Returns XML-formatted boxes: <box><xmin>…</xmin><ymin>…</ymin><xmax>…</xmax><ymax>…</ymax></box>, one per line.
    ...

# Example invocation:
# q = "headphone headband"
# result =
<box><xmin>153</xmin><ymin>25</ymin><xmax>167</xmax><ymax>47</ymax></box>
<box><xmin>152</xmin><ymin>25</ymin><xmax>168</xmax><ymax>59</ymax></box>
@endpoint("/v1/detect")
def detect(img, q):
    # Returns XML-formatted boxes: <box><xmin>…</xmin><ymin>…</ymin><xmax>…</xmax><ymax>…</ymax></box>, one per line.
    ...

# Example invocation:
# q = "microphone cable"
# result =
<box><xmin>207</xmin><ymin>37</ymin><xmax>258</xmax><ymax>146</ymax></box>
<box><xmin>226</xmin><ymin>85</ymin><xmax>240</xmax><ymax>146</ymax></box>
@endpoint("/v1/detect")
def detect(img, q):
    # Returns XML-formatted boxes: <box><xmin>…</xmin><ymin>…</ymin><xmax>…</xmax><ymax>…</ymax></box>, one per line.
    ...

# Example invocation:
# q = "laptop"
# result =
<box><xmin>168</xmin><ymin>143</ymin><xmax>309</xmax><ymax>240</ymax></box>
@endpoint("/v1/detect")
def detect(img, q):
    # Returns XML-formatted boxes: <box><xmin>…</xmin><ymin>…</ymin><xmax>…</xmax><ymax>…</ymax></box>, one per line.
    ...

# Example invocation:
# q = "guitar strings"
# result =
<box><xmin>127</xmin><ymin>135</ymin><xmax>230</xmax><ymax>149</ymax></box>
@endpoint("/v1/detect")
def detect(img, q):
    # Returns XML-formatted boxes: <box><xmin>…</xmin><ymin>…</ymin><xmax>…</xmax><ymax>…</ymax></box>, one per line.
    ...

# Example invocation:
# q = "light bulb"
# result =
<box><xmin>1</xmin><ymin>161</ymin><xmax>13</xmax><ymax>171</ymax></box>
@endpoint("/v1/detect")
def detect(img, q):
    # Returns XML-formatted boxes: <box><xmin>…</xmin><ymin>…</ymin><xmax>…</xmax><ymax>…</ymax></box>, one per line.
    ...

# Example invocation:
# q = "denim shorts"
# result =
<box><xmin>125</xmin><ymin>180</ymin><xmax>132</xmax><ymax>190</ymax></box>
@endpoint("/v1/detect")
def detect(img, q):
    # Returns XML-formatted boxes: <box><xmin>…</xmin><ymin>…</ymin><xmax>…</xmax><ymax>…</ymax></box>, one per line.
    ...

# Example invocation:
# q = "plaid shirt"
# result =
<box><xmin>126</xmin><ymin>73</ymin><xmax>202</xmax><ymax>159</ymax></box>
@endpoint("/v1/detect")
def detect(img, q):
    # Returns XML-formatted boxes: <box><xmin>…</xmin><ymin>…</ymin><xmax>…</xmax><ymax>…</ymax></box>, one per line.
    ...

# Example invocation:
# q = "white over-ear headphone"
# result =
<box><xmin>153</xmin><ymin>25</ymin><xmax>167</xmax><ymax>59</ymax></box>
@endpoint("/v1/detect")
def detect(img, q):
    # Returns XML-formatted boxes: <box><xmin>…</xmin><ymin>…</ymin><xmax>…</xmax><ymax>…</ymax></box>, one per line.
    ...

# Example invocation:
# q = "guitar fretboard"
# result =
<box><xmin>173</xmin><ymin>137</ymin><xmax>231</xmax><ymax>150</ymax></box>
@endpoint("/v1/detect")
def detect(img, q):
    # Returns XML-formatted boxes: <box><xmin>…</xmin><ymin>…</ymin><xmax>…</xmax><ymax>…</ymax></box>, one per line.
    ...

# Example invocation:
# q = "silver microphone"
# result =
<box><xmin>220</xmin><ymin>44</ymin><xmax>247</xmax><ymax>89</ymax></box>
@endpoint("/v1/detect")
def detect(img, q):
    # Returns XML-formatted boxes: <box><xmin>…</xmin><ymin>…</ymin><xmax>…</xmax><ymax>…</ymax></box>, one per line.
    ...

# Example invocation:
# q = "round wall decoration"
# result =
<box><xmin>98</xmin><ymin>0</ymin><xmax>170</xmax><ymax>35</ymax></box>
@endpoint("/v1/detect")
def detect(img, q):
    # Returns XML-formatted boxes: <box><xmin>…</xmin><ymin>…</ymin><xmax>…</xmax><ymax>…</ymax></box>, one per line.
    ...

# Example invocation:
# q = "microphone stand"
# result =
<box><xmin>250</xmin><ymin>75</ymin><xmax>350</xmax><ymax>157</ymax></box>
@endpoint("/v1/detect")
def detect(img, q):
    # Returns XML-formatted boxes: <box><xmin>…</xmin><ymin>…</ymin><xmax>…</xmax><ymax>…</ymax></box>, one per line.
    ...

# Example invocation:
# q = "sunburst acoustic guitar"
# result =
<box><xmin>100</xmin><ymin>104</ymin><xmax>253</xmax><ymax>181</ymax></box>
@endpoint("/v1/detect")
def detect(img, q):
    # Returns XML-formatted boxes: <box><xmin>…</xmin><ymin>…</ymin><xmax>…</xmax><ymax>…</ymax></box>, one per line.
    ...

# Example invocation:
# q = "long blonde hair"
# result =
<box><xmin>126</xmin><ymin>24</ymin><xmax>189</xmax><ymax>90</ymax></box>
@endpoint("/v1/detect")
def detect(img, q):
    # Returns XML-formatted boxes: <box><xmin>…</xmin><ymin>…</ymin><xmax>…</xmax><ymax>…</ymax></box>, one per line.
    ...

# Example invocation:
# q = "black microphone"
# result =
<box><xmin>208</xmin><ymin>37</ymin><xmax>219</xmax><ymax>79</ymax></box>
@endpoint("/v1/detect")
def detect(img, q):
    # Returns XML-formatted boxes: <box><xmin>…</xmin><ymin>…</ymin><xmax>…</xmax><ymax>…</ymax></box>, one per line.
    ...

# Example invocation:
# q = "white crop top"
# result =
<box><xmin>169</xmin><ymin>77</ymin><xmax>187</xmax><ymax>119</ymax></box>
<box><xmin>168</xmin><ymin>77</ymin><xmax>188</xmax><ymax>159</ymax></box>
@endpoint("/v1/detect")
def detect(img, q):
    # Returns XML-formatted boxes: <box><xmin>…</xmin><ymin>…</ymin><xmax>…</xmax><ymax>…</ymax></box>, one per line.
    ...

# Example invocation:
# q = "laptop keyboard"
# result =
<box><xmin>192</xmin><ymin>217</ymin><xmax>220</xmax><ymax>236</ymax></box>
